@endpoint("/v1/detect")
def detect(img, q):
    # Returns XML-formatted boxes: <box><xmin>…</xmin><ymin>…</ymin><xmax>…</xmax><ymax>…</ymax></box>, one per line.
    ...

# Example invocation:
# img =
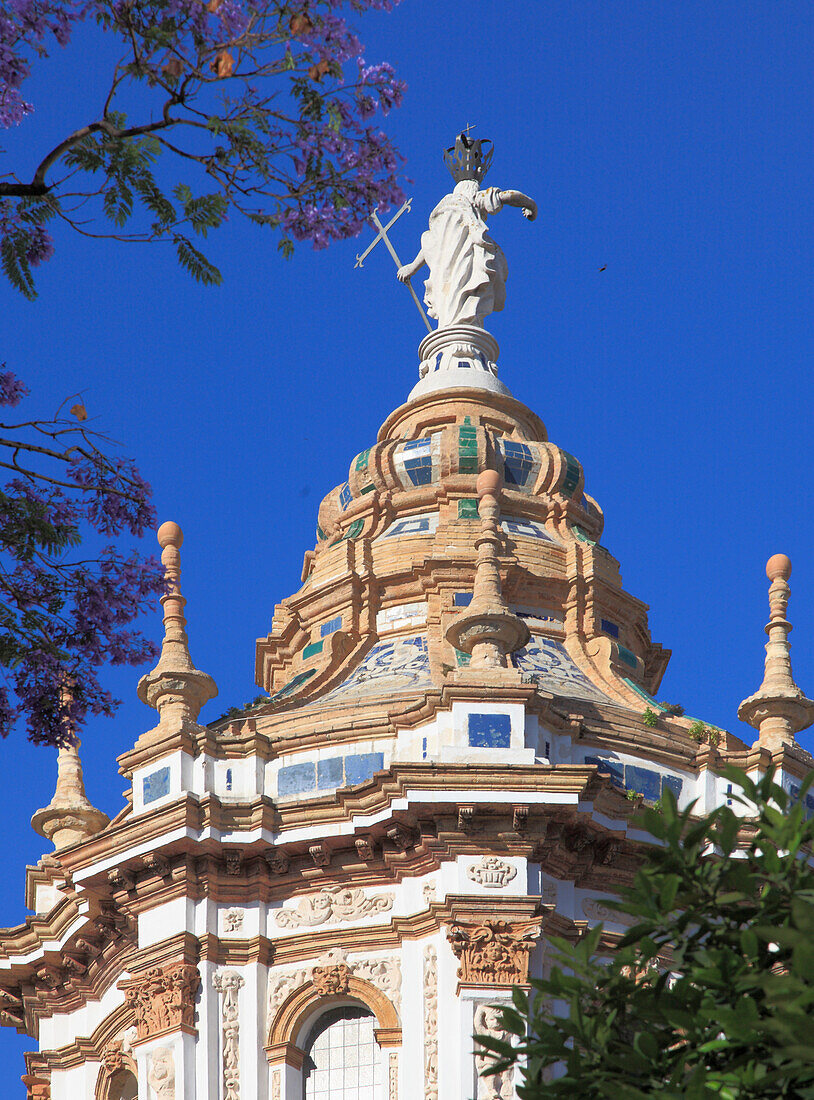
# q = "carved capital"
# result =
<box><xmin>121</xmin><ymin>963</ymin><xmax>200</xmax><ymax>1040</ymax></box>
<box><xmin>447</xmin><ymin>919</ymin><xmax>539</xmax><ymax>986</ymax></box>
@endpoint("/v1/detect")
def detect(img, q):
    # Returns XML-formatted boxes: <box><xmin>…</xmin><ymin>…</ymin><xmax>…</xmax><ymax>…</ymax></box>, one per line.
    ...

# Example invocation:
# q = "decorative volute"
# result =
<box><xmin>31</xmin><ymin>737</ymin><xmax>109</xmax><ymax>850</ymax></box>
<box><xmin>738</xmin><ymin>554</ymin><xmax>814</xmax><ymax>752</ymax></box>
<box><xmin>137</xmin><ymin>522</ymin><xmax>217</xmax><ymax>739</ymax></box>
<box><xmin>445</xmin><ymin>469</ymin><xmax>529</xmax><ymax>669</ymax></box>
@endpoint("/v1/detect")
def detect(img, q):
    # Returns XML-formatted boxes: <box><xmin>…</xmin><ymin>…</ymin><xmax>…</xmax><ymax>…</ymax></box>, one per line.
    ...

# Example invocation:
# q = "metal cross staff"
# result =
<box><xmin>354</xmin><ymin>200</ymin><xmax>432</xmax><ymax>332</ymax></box>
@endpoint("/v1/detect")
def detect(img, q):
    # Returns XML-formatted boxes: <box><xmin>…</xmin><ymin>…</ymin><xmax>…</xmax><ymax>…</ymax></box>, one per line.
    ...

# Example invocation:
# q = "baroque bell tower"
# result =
<box><xmin>2</xmin><ymin>134</ymin><xmax>812</xmax><ymax>1100</ymax></box>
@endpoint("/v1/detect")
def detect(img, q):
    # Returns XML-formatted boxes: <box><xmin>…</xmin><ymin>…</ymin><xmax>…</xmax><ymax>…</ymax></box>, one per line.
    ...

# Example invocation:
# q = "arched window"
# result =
<box><xmin>108</xmin><ymin>1070</ymin><xmax>138</xmax><ymax>1100</ymax></box>
<box><xmin>302</xmin><ymin>1005</ymin><xmax>380</xmax><ymax>1099</ymax></box>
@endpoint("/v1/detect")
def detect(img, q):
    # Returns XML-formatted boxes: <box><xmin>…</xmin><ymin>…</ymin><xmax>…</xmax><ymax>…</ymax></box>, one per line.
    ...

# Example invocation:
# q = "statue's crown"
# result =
<box><xmin>443</xmin><ymin>133</ymin><xmax>493</xmax><ymax>183</ymax></box>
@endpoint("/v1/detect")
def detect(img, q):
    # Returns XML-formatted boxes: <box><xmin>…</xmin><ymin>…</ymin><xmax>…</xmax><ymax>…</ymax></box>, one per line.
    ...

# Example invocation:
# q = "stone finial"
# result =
<box><xmin>445</xmin><ymin>469</ymin><xmax>528</xmax><ymax>668</ymax></box>
<box><xmin>137</xmin><ymin>522</ymin><xmax>217</xmax><ymax>736</ymax></box>
<box><xmin>738</xmin><ymin>554</ymin><xmax>814</xmax><ymax>752</ymax></box>
<box><xmin>31</xmin><ymin>737</ymin><xmax>110</xmax><ymax>850</ymax></box>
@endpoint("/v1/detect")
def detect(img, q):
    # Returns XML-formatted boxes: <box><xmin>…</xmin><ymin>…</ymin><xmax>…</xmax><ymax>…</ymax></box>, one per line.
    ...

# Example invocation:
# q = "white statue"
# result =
<box><xmin>474</xmin><ymin>1004</ymin><xmax>512</xmax><ymax>1100</ymax></box>
<box><xmin>397</xmin><ymin>134</ymin><xmax>536</xmax><ymax>330</ymax></box>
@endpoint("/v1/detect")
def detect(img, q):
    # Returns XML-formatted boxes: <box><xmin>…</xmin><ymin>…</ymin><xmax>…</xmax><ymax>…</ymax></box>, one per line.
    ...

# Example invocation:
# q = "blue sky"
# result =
<box><xmin>1</xmin><ymin>0</ymin><xmax>813</xmax><ymax>1086</ymax></box>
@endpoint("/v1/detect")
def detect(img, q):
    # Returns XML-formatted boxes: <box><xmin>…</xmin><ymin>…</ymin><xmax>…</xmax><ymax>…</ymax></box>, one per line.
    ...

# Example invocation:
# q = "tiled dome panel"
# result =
<box><xmin>496</xmin><ymin>438</ymin><xmax>541</xmax><ymax>490</ymax></box>
<box><xmin>392</xmin><ymin>435</ymin><xmax>441</xmax><ymax>489</ymax></box>
<box><xmin>320</xmin><ymin>635</ymin><xmax>432</xmax><ymax>705</ymax></box>
<box><xmin>375</xmin><ymin>511</ymin><xmax>440</xmax><ymax>542</ymax></box>
<box><xmin>512</xmin><ymin>638</ymin><xmax>613</xmax><ymax>704</ymax></box>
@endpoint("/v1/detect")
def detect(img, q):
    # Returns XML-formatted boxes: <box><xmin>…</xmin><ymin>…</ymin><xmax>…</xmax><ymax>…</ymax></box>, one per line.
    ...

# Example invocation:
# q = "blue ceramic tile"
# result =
<box><xmin>344</xmin><ymin>752</ymin><xmax>385</xmax><ymax>786</ymax></box>
<box><xmin>339</xmin><ymin>482</ymin><xmax>352</xmax><ymax>510</ymax></box>
<box><xmin>454</xmin><ymin>592</ymin><xmax>473</xmax><ymax>607</ymax></box>
<box><xmin>661</xmin><ymin>774</ymin><xmax>683</xmax><ymax>801</ymax></box>
<box><xmin>468</xmin><ymin>713</ymin><xmax>512</xmax><ymax>748</ymax></box>
<box><xmin>143</xmin><ymin>766</ymin><xmax>170</xmax><ymax>804</ymax></box>
<box><xmin>321</xmin><ymin>616</ymin><xmax>342</xmax><ymax>638</ymax></box>
<box><xmin>625</xmin><ymin>765</ymin><xmax>660</xmax><ymax>802</ymax></box>
<box><xmin>317</xmin><ymin>756</ymin><xmax>344</xmax><ymax>789</ymax></box>
<box><xmin>278</xmin><ymin>761</ymin><xmax>316</xmax><ymax>796</ymax></box>
<box><xmin>600</xmin><ymin>619</ymin><xmax>620</xmax><ymax>638</ymax></box>
<box><xmin>584</xmin><ymin>755</ymin><xmax>624</xmax><ymax>786</ymax></box>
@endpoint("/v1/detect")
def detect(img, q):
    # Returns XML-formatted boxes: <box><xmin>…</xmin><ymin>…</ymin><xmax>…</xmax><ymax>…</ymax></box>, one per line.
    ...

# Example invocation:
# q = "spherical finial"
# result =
<box><xmin>766</xmin><ymin>553</ymin><xmax>791</xmax><ymax>581</ymax></box>
<box><xmin>476</xmin><ymin>469</ymin><xmax>502</xmax><ymax>498</ymax></box>
<box><xmin>157</xmin><ymin>521</ymin><xmax>184</xmax><ymax>550</ymax></box>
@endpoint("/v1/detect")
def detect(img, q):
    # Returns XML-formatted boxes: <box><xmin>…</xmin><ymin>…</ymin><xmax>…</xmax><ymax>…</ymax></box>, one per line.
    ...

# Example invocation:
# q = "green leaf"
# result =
<box><xmin>173</xmin><ymin>236</ymin><xmax>222</xmax><ymax>285</ymax></box>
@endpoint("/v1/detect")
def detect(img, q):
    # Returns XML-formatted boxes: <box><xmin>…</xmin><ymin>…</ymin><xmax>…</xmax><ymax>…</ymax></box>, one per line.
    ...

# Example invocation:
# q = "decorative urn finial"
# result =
<box><xmin>445</xmin><ymin>469</ymin><xmax>529</xmax><ymax>669</ymax></box>
<box><xmin>137</xmin><ymin>521</ymin><xmax>217</xmax><ymax>737</ymax></box>
<box><xmin>31</xmin><ymin>696</ymin><xmax>109</xmax><ymax>850</ymax></box>
<box><xmin>737</xmin><ymin>554</ymin><xmax>814</xmax><ymax>752</ymax></box>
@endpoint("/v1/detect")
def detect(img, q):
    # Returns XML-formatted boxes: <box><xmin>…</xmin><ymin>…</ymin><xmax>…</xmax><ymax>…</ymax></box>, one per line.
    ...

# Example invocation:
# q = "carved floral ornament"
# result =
<box><xmin>121</xmin><ymin>963</ymin><xmax>200</xmax><ymax>1040</ymax></box>
<box><xmin>275</xmin><ymin>885</ymin><xmax>394</xmax><ymax>928</ymax></box>
<box><xmin>268</xmin><ymin>949</ymin><xmax>402</xmax><ymax>1017</ymax></box>
<box><xmin>448</xmin><ymin>919</ymin><xmax>540</xmax><ymax>986</ymax></box>
<box><xmin>466</xmin><ymin>856</ymin><xmax>517</xmax><ymax>889</ymax></box>
<box><xmin>213</xmin><ymin>970</ymin><xmax>245</xmax><ymax>1100</ymax></box>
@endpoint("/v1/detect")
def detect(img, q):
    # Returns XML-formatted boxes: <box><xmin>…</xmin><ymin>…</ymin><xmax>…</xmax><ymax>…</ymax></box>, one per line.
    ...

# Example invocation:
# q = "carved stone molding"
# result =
<box><xmin>121</xmin><ymin>963</ymin><xmax>200</xmax><ymax>1040</ymax></box>
<box><xmin>224</xmin><ymin>908</ymin><xmax>244</xmax><ymax>933</ymax></box>
<box><xmin>265</xmin><ymin>849</ymin><xmax>290</xmax><ymax>875</ymax></box>
<box><xmin>423</xmin><ymin>945</ymin><xmax>438</xmax><ymax>1100</ymax></box>
<box><xmin>224</xmin><ymin>849</ymin><xmax>243</xmax><ymax>876</ymax></box>
<box><xmin>271</xmin><ymin>1069</ymin><xmax>281</xmax><ymax>1100</ymax></box>
<box><xmin>275</xmin><ymin>886</ymin><xmax>394</xmax><ymax>928</ymax></box>
<box><xmin>142</xmin><ymin>852</ymin><xmax>170</xmax><ymax>878</ymax></box>
<box><xmin>213</xmin><ymin>970</ymin><xmax>244</xmax><ymax>1100</ymax></box>
<box><xmin>355</xmin><ymin>837</ymin><xmax>376</xmax><ymax>861</ymax></box>
<box><xmin>448</xmin><ymin>919</ymin><xmax>539</xmax><ymax>986</ymax></box>
<box><xmin>312</xmin><ymin>960</ymin><xmax>351</xmax><ymax>996</ymax></box>
<box><xmin>581</xmin><ymin>898</ymin><xmax>636</xmax><ymax>926</ymax></box>
<box><xmin>466</xmin><ymin>856</ymin><xmax>517</xmax><ymax>889</ymax></box>
<box><xmin>474</xmin><ymin>1004</ymin><xmax>512</xmax><ymax>1100</ymax></box>
<box><xmin>22</xmin><ymin>1075</ymin><xmax>50</xmax><ymax>1100</ymax></box>
<box><xmin>309</xmin><ymin>843</ymin><xmax>330</xmax><ymax>867</ymax></box>
<box><xmin>386</xmin><ymin>825</ymin><xmax>414</xmax><ymax>852</ymax></box>
<box><xmin>147</xmin><ymin>1046</ymin><xmax>175</xmax><ymax>1099</ymax></box>
<box><xmin>267</xmin><ymin>950</ymin><xmax>402</xmax><ymax>1030</ymax></box>
<box><xmin>389</xmin><ymin>1052</ymin><xmax>398</xmax><ymax>1100</ymax></box>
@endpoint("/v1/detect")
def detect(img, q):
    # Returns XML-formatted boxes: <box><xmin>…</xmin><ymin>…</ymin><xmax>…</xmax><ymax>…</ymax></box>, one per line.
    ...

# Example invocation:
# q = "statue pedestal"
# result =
<box><xmin>408</xmin><ymin>325</ymin><xmax>512</xmax><ymax>400</ymax></box>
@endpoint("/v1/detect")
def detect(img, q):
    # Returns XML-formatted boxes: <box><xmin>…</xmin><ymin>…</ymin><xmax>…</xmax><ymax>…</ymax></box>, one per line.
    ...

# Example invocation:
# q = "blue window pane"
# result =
<box><xmin>625</xmin><ymin>765</ymin><xmax>660</xmax><ymax>802</ymax></box>
<box><xmin>278</xmin><ymin>762</ymin><xmax>316</xmax><ymax>796</ymax></box>
<box><xmin>600</xmin><ymin>619</ymin><xmax>620</xmax><ymax>638</ymax></box>
<box><xmin>404</xmin><ymin>456</ymin><xmax>433</xmax><ymax>485</ymax></box>
<box><xmin>501</xmin><ymin>441</ymin><xmax>533</xmax><ymax>486</ymax></box>
<box><xmin>317</xmin><ymin>756</ymin><xmax>344</xmax><ymax>789</ymax></box>
<box><xmin>143</xmin><ymin>766</ymin><xmax>170</xmax><ymax>804</ymax></box>
<box><xmin>468</xmin><ymin>713</ymin><xmax>512</xmax><ymax>748</ymax></box>
<box><xmin>344</xmin><ymin>752</ymin><xmax>384</xmax><ymax>786</ymax></box>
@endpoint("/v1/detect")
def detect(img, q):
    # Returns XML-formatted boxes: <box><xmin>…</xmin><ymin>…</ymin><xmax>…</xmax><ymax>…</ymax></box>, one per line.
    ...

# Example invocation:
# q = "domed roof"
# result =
<box><xmin>247</xmin><ymin>383</ymin><xmax>674</xmax><ymax>740</ymax></box>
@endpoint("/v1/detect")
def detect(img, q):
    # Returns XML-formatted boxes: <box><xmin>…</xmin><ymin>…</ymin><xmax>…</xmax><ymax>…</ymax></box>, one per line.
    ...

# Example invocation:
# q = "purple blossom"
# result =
<box><xmin>0</xmin><ymin>368</ymin><xmax>28</xmax><ymax>405</ymax></box>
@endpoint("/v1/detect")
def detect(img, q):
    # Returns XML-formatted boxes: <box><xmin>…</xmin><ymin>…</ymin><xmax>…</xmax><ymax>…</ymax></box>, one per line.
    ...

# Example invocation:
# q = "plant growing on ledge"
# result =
<box><xmin>689</xmin><ymin>721</ymin><xmax>723</xmax><ymax>747</ymax></box>
<box><xmin>476</xmin><ymin>767</ymin><xmax>814</xmax><ymax>1098</ymax></box>
<box><xmin>642</xmin><ymin>707</ymin><xmax>659</xmax><ymax>727</ymax></box>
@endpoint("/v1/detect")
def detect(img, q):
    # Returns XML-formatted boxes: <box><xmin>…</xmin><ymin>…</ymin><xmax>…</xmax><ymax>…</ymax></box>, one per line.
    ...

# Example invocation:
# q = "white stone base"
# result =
<box><xmin>408</xmin><ymin>325</ymin><xmax>512</xmax><ymax>400</ymax></box>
